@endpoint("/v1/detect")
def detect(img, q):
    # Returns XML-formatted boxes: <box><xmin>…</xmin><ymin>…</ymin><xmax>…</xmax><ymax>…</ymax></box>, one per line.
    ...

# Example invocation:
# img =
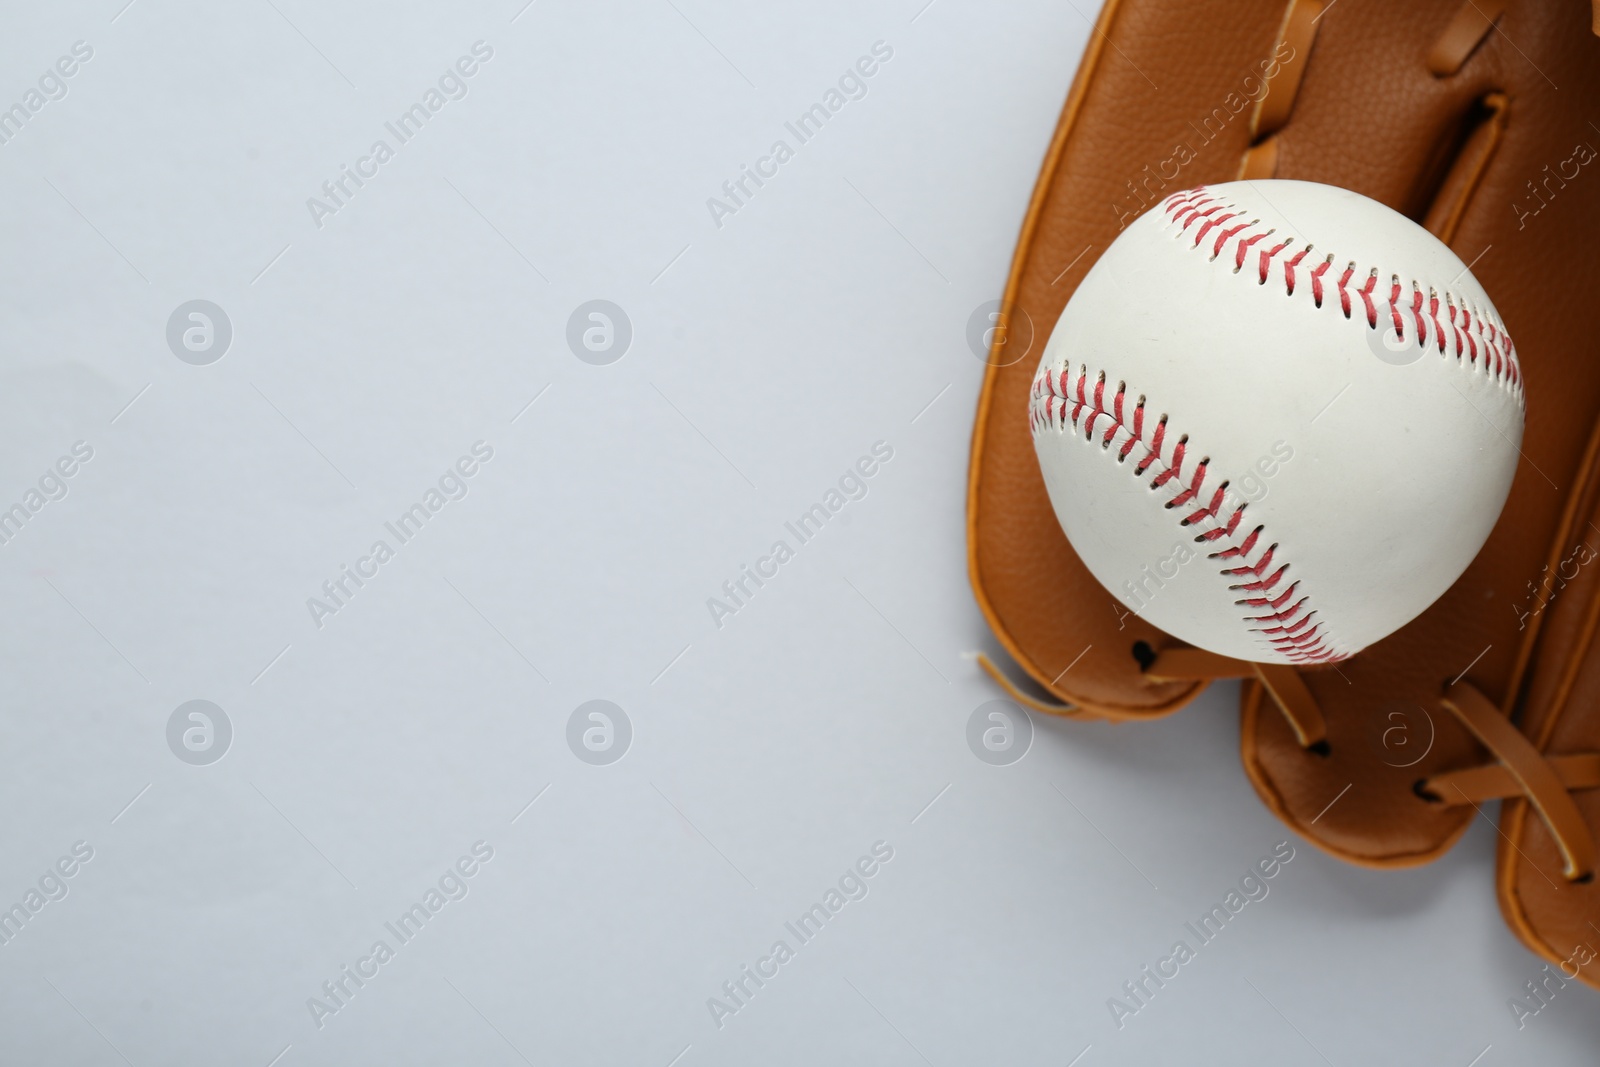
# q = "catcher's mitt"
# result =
<box><xmin>968</xmin><ymin>0</ymin><xmax>1600</xmax><ymax>985</ymax></box>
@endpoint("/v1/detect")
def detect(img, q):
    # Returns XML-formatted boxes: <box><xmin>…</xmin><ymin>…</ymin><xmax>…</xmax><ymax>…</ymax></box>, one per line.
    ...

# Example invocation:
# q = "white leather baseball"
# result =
<box><xmin>1030</xmin><ymin>180</ymin><xmax>1523</xmax><ymax>664</ymax></box>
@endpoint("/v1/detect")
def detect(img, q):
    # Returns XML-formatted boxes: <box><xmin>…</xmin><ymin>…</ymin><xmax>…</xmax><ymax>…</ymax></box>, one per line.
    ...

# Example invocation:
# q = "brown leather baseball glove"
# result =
<box><xmin>968</xmin><ymin>0</ymin><xmax>1600</xmax><ymax>986</ymax></box>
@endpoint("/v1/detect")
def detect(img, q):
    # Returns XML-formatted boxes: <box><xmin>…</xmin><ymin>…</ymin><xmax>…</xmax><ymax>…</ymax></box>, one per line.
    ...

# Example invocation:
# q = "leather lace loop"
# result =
<box><xmin>1252</xmin><ymin>663</ymin><xmax>1330</xmax><ymax>749</ymax></box>
<box><xmin>1426</xmin><ymin>0</ymin><xmax>1506</xmax><ymax>76</ymax></box>
<box><xmin>1420</xmin><ymin>753</ymin><xmax>1600</xmax><ymax>804</ymax></box>
<box><xmin>1239</xmin><ymin>0</ymin><xmax>1325</xmax><ymax>179</ymax></box>
<box><xmin>1144</xmin><ymin>649</ymin><xmax>1328</xmax><ymax>748</ymax></box>
<box><xmin>1427</xmin><ymin>682</ymin><xmax>1598</xmax><ymax>882</ymax></box>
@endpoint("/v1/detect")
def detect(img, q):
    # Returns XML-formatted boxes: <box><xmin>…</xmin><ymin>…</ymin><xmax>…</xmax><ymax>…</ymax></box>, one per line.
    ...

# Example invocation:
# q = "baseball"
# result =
<box><xmin>1030</xmin><ymin>180</ymin><xmax>1523</xmax><ymax>665</ymax></box>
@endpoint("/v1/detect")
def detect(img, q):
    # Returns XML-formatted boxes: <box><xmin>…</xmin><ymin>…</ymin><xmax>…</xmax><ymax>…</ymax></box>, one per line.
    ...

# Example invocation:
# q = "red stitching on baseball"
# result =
<box><xmin>1310</xmin><ymin>256</ymin><xmax>1333</xmax><ymax>308</ymax></box>
<box><xmin>1283</xmin><ymin>246</ymin><xmax>1311</xmax><ymax>295</ymax></box>
<box><xmin>1029</xmin><ymin>364</ymin><xmax>1341</xmax><ymax>663</ymax></box>
<box><xmin>1460</xmin><ymin>306</ymin><xmax>1479</xmax><ymax>367</ymax></box>
<box><xmin>1180</xmin><ymin>203</ymin><xmax>1224</xmax><ymax>233</ymax></box>
<box><xmin>1164</xmin><ymin>190</ymin><xmax>1209</xmax><ymax>219</ymax></box>
<box><xmin>1212</xmin><ymin>221</ymin><xmax>1252</xmax><ymax>260</ymax></box>
<box><xmin>1336</xmin><ymin>263</ymin><xmax>1354</xmax><ymax>318</ymax></box>
<box><xmin>1357</xmin><ymin>269</ymin><xmax>1378</xmax><ymax>328</ymax></box>
<box><xmin>1257</xmin><ymin>237</ymin><xmax>1293</xmax><ymax>283</ymax></box>
<box><xmin>1164</xmin><ymin>187</ymin><xmax>1522</xmax><ymax>393</ymax></box>
<box><xmin>1234</xmin><ymin>228</ymin><xmax>1272</xmax><ymax>272</ymax></box>
<box><xmin>1193</xmin><ymin>211</ymin><xmax>1241</xmax><ymax>248</ymax></box>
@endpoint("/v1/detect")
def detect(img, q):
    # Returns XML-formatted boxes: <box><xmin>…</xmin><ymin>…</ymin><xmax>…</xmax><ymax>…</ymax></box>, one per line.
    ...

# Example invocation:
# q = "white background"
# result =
<box><xmin>0</xmin><ymin>1</ymin><xmax>1595</xmax><ymax>1064</ymax></box>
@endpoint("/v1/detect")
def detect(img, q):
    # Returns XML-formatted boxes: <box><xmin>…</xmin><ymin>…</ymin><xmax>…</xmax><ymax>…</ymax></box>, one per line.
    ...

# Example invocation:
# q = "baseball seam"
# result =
<box><xmin>1162</xmin><ymin>187</ymin><xmax>1523</xmax><ymax>397</ymax></box>
<box><xmin>1030</xmin><ymin>366</ymin><xmax>1340</xmax><ymax>663</ymax></box>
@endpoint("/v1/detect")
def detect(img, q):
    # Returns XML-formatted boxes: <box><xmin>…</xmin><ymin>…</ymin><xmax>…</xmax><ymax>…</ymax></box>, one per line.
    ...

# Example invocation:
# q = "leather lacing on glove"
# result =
<box><xmin>1423</xmin><ymin>684</ymin><xmax>1598</xmax><ymax>884</ymax></box>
